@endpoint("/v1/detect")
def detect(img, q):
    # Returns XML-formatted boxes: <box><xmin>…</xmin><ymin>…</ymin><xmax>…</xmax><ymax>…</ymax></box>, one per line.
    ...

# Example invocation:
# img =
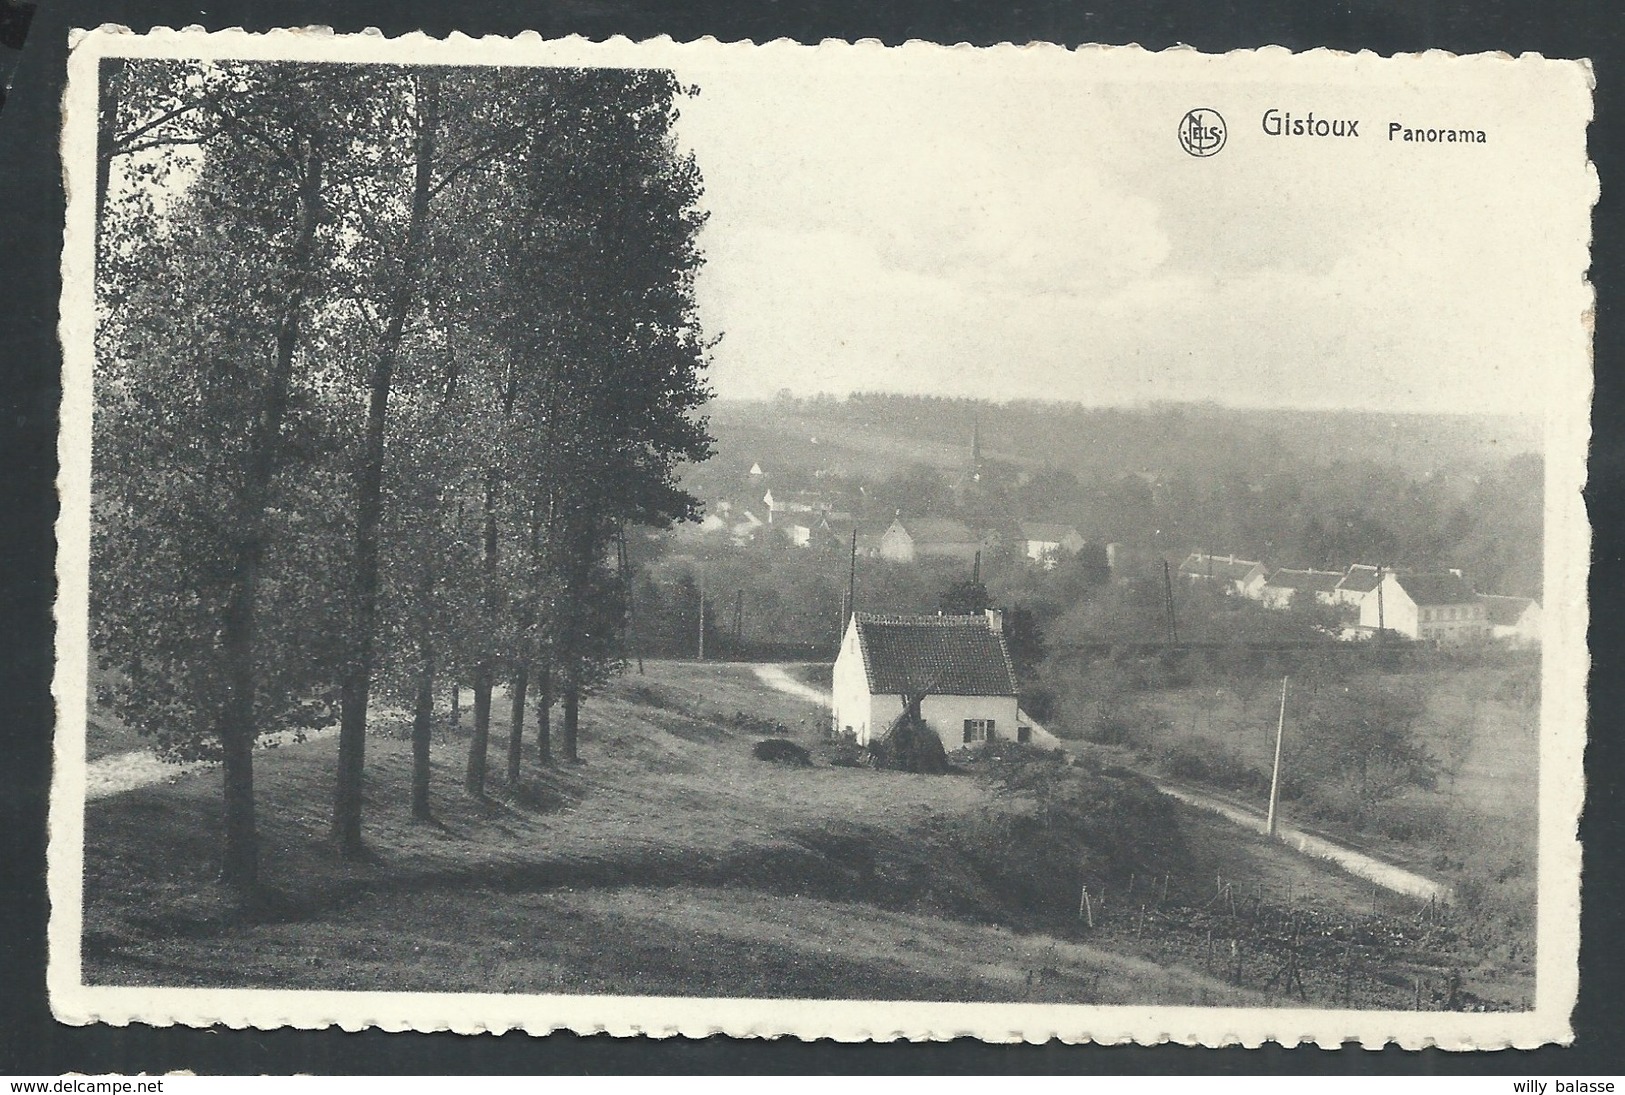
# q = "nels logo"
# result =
<box><xmin>1178</xmin><ymin>108</ymin><xmax>1226</xmax><ymax>157</ymax></box>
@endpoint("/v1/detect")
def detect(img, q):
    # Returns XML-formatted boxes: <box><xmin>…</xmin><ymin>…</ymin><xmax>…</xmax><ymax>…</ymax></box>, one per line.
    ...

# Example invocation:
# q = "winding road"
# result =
<box><xmin>750</xmin><ymin>662</ymin><xmax>1451</xmax><ymax>903</ymax></box>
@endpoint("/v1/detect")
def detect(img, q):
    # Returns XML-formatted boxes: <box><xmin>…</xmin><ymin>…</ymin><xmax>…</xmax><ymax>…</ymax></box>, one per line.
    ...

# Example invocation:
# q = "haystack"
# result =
<box><xmin>870</xmin><ymin>699</ymin><xmax>951</xmax><ymax>775</ymax></box>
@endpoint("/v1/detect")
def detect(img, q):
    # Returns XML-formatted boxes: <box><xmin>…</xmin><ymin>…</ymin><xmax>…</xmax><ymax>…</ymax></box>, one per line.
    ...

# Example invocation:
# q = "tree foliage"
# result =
<box><xmin>90</xmin><ymin>59</ymin><xmax>713</xmax><ymax>887</ymax></box>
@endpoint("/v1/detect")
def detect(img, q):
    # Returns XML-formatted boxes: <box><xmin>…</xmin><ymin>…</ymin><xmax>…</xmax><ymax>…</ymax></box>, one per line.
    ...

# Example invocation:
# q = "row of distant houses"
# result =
<box><xmin>1176</xmin><ymin>551</ymin><xmax>1540</xmax><ymax>647</ymax></box>
<box><xmin>705</xmin><ymin>495</ymin><xmax>1106</xmax><ymax>571</ymax></box>
<box><xmin>871</xmin><ymin>517</ymin><xmax>1093</xmax><ymax>567</ymax></box>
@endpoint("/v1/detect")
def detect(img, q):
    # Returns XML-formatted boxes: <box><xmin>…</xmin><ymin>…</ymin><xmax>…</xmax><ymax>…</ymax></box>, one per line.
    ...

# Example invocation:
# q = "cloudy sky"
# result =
<box><xmin>669</xmin><ymin>46</ymin><xmax>1591</xmax><ymax>416</ymax></box>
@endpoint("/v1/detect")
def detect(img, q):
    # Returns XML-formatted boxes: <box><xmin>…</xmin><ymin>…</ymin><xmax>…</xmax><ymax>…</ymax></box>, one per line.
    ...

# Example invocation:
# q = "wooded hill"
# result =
<box><xmin>695</xmin><ymin>393</ymin><xmax>1539</xmax><ymax>487</ymax></box>
<box><xmin>685</xmin><ymin>393</ymin><xmax>1544</xmax><ymax>600</ymax></box>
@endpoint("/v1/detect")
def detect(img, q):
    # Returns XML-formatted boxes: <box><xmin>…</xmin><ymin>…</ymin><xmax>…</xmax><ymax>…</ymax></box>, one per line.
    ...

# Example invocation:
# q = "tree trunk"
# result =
<box><xmin>465</xmin><ymin>465</ymin><xmax>504</xmax><ymax>794</ymax></box>
<box><xmin>333</xmin><ymin>72</ymin><xmax>440</xmax><ymax>856</ymax></box>
<box><xmin>535</xmin><ymin>659</ymin><xmax>552</xmax><ymax>766</ymax></box>
<box><xmin>411</xmin><ymin>641</ymin><xmax>435</xmax><ymax>821</ymax></box>
<box><xmin>561</xmin><ymin>657</ymin><xmax>580</xmax><ymax>764</ymax></box>
<box><xmin>213</xmin><ymin>145</ymin><xmax>325</xmax><ymax>894</ymax></box>
<box><xmin>218</xmin><ymin>681</ymin><xmax>258</xmax><ymax>890</ymax></box>
<box><xmin>505</xmin><ymin>663</ymin><xmax>528</xmax><ymax>784</ymax></box>
<box><xmin>466</xmin><ymin>670</ymin><xmax>492</xmax><ymax>796</ymax></box>
<box><xmin>217</xmin><ymin>531</ymin><xmax>264</xmax><ymax>892</ymax></box>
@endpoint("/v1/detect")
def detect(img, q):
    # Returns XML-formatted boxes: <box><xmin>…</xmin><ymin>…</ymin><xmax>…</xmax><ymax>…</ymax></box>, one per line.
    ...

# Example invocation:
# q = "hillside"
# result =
<box><xmin>83</xmin><ymin>662</ymin><xmax>1517</xmax><ymax>1008</ymax></box>
<box><xmin>680</xmin><ymin>394</ymin><xmax>1545</xmax><ymax>599</ymax></box>
<box><xmin>692</xmin><ymin>394</ymin><xmax>1540</xmax><ymax>489</ymax></box>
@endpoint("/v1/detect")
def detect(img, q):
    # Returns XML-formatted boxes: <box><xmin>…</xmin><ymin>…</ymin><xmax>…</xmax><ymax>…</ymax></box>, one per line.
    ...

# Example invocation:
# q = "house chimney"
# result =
<box><xmin>984</xmin><ymin>608</ymin><xmax>1003</xmax><ymax>634</ymax></box>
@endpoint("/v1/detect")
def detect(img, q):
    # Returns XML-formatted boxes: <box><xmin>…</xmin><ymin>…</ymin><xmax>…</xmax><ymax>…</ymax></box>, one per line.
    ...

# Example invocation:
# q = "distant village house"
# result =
<box><xmin>1479</xmin><ymin>594</ymin><xmax>1542</xmax><ymax>646</ymax></box>
<box><xmin>879</xmin><ymin>517</ymin><xmax>983</xmax><ymax>565</ymax></box>
<box><xmin>1259</xmin><ymin>568</ymin><xmax>1344</xmax><ymax>610</ymax></box>
<box><xmin>1016</xmin><ymin>521</ymin><xmax>1086</xmax><ymax>568</ymax></box>
<box><xmin>1333</xmin><ymin>563</ymin><xmax>1384</xmax><ymax>608</ymax></box>
<box><xmin>1360</xmin><ymin>571</ymin><xmax>1487</xmax><ymax>645</ymax></box>
<box><xmin>1177</xmin><ymin>552</ymin><xmax>1269</xmax><ymax>599</ymax></box>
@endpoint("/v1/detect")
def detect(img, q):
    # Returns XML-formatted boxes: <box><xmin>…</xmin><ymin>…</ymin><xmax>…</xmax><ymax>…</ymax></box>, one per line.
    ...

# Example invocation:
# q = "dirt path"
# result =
<box><xmin>84</xmin><ymin>727</ymin><xmax>338</xmax><ymax>801</ymax></box>
<box><xmin>750</xmin><ymin>662</ymin><xmax>1449</xmax><ymax>903</ymax></box>
<box><xmin>749</xmin><ymin>663</ymin><xmax>832</xmax><ymax>708</ymax></box>
<box><xmin>86</xmin><ymin>751</ymin><xmax>211</xmax><ymax>800</ymax></box>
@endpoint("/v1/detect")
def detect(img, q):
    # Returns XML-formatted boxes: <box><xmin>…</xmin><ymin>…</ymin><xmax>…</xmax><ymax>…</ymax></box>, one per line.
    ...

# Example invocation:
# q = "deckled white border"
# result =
<box><xmin>51</xmin><ymin>26</ymin><xmax>1597</xmax><ymax>1048</ymax></box>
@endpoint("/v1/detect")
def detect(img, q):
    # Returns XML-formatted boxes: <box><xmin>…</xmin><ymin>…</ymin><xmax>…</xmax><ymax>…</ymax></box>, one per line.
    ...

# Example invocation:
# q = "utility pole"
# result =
<box><xmin>1163</xmin><ymin>559</ymin><xmax>1180</xmax><ymax>644</ymax></box>
<box><xmin>733</xmin><ymin>588</ymin><xmax>744</xmax><ymax>650</ymax></box>
<box><xmin>1376</xmin><ymin>565</ymin><xmax>1386</xmax><ymax>641</ymax></box>
<box><xmin>1267</xmin><ymin>675</ymin><xmax>1289</xmax><ymax>838</ymax></box>
<box><xmin>697</xmin><ymin>566</ymin><xmax>706</xmax><ymax>661</ymax></box>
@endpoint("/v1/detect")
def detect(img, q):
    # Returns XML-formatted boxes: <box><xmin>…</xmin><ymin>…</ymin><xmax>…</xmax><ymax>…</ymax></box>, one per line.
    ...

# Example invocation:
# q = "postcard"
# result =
<box><xmin>52</xmin><ymin>29</ymin><xmax>1594</xmax><ymax>1047</ymax></box>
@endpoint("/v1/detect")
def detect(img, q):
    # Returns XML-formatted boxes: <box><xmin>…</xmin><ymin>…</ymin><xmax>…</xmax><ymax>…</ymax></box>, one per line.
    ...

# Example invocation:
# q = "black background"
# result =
<box><xmin>2</xmin><ymin>0</ymin><xmax>1619</xmax><ymax>1076</ymax></box>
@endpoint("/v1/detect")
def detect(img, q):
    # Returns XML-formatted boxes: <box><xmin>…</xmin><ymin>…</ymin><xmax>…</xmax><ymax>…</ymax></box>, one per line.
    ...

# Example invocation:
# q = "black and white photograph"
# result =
<box><xmin>50</xmin><ymin>31</ymin><xmax>1593</xmax><ymax>1046</ymax></box>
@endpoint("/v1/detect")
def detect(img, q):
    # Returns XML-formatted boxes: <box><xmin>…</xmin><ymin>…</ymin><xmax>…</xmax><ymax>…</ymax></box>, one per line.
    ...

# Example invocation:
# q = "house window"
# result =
<box><xmin>963</xmin><ymin>718</ymin><xmax>994</xmax><ymax>743</ymax></box>
<box><xmin>1017</xmin><ymin>725</ymin><xmax>1032</xmax><ymax>744</ymax></box>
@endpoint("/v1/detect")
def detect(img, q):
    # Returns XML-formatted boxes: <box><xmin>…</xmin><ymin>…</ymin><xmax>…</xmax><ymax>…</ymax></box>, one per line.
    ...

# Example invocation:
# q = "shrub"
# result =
<box><xmin>824</xmin><ymin>740</ymin><xmax>869</xmax><ymax>768</ymax></box>
<box><xmin>1154</xmin><ymin>737</ymin><xmax>1266</xmax><ymax>796</ymax></box>
<box><xmin>1020</xmin><ymin>682</ymin><xmax>1058</xmax><ymax>723</ymax></box>
<box><xmin>752</xmin><ymin>738</ymin><xmax>812</xmax><ymax>766</ymax></box>
<box><xmin>944</xmin><ymin>759</ymin><xmax>1189</xmax><ymax>919</ymax></box>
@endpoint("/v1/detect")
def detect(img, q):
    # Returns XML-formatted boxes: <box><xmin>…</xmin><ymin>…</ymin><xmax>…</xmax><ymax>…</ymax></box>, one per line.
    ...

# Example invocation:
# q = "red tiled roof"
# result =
<box><xmin>854</xmin><ymin>613</ymin><xmax>1017</xmax><ymax>697</ymax></box>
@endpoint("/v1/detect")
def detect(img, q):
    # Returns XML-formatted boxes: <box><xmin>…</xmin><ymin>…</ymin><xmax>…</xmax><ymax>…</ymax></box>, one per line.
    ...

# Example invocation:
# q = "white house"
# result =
<box><xmin>1017</xmin><ymin>521</ymin><xmax>1087</xmax><ymax>568</ymax></box>
<box><xmin>1479</xmin><ymin>594</ymin><xmax>1542</xmax><ymax>646</ymax></box>
<box><xmin>1360</xmin><ymin>571</ymin><xmax>1487</xmax><ymax>645</ymax></box>
<box><xmin>832</xmin><ymin>611</ymin><xmax>1023</xmax><ymax>751</ymax></box>
<box><xmin>1259</xmin><ymin>568</ymin><xmax>1344</xmax><ymax>609</ymax></box>
<box><xmin>878</xmin><ymin>517</ymin><xmax>982</xmax><ymax>565</ymax></box>
<box><xmin>1177</xmin><ymin>552</ymin><xmax>1269</xmax><ymax>598</ymax></box>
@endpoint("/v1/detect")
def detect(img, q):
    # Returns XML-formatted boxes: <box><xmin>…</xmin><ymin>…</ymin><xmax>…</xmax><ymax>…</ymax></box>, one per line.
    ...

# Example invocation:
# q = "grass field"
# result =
<box><xmin>81</xmin><ymin>661</ymin><xmax>1527</xmax><ymax>1007</ymax></box>
<box><xmin>1130</xmin><ymin>663</ymin><xmax>1537</xmax><ymax>825</ymax></box>
<box><xmin>1040</xmin><ymin>654</ymin><xmax>1540</xmax><ymax>993</ymax></box>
